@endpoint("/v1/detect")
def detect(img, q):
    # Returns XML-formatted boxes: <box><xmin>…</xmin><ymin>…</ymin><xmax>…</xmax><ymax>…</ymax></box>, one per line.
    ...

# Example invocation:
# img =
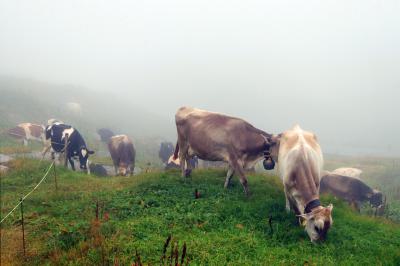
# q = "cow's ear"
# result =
<box><xmin>269</xmin><ymin>134</ymin><xmax>281</xmax><ymax>146</ymax></box>
<box><xmin>88</xmin><ymin>150</ymin><xmax>95</xmax><ymax>155</ymax></box>
<box><xmin>327</xmin><ymin>204</ymin><xmax>333</xmax><ymax>212</ymax></box>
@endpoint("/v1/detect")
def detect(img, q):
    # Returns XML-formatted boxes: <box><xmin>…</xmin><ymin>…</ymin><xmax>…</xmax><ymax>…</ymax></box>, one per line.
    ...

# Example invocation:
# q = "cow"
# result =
<box><xmin>165</xmin><ymin>154</ymin><xmax>198</xmax><ymax>170</ymax></box>
<box><xmin>159</xmin><ymin>142</ymin><xmax>175</xmax><ymax>164</ymax></box>
<box><xmin>173</xmin><ymin>106</ymin><xmax>275</xmax><ymax>196</ymax></box>
<box><xmin>108</xmin><ymin>135</ymin><xmax>136</xmax><ymax>176</ymax></box>
<box><xmin>89</xmin><ymin>163</ymin><xmax>109</xmax><ymax>177</ymax></box>
<box><xmin>273</xmin><ymin>125</ymin><xmax>333</xmax><ymax>242</ymax></box>
<box><xmin>97</xmin><ymin>128</ymin><xmax>115</xmax><ymax>143</ymax></box>
<box><xmin>45</xmin><ymin>123</ymin><xmax>94</xmax><ymax>172</ymax></box>
<box><xmin>42</xmin><ymin>119</ymin><xmax>65</xmax><ymax>157</ymax></box>
<box><xmin>8</xmin><ymin>123</ymin><xmax>45</xmax><ymax>146</ymax></box>
<box><xmin>165</xmin><ymin>154</ymin><xmax>181</xmax><ymax>170</ymax></box>
<box><xmin>320</xmin><ymin>173</ymin><xmax>383</xmax><ymax>211</ymax></box>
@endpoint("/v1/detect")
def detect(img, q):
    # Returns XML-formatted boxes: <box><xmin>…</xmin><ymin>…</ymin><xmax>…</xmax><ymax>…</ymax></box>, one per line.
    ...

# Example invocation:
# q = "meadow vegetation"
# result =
<box><xmin>1</xmin><ymin>159</ymin><xmax>400</xmax><ymax>265</ymax></box>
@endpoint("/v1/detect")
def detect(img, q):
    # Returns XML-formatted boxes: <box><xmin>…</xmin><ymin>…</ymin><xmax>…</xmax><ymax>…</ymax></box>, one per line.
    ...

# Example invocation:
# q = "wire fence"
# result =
<box><xmin>0</xmin><ymin>161</ymin><xmax>55</xmax><ymax>224</ymax></box>
<box><xmin>1</xmin><ymin>127</ymin><xmax>73</xmax><ymax>225</ymax></box>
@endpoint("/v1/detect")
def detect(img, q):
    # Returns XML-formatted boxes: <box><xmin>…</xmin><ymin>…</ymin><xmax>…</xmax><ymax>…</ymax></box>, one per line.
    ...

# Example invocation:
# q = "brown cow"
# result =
<box><xmin>8</xmin><ymin>123</ymin><xmax>45</xmax><ymax>146</ymax></box>
<box><xmin>320</xmin><ymin>173</ymin><xmax>382</xmax><ymax>211</ymax></box>
<box><xmin>173</xmin><ymin>106</ymin><xmax>276</xmax><ymax>195</ymax></box>
<box><xmin>108</xmin><ymin>135</ymin><xmax>136</xmax><ymax>176</ymax></box>
<box><xmin>274</xmin><ymin>125</ymin><xmax>333</xmax><ymax>242</ymax></box>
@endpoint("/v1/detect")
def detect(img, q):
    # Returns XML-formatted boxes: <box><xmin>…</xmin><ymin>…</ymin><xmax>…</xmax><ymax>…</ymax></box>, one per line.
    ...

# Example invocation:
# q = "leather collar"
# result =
<box><xmin>304</xmin><ymin>199</ymin><xmax>321</xmax><ymax>214</ymax></box>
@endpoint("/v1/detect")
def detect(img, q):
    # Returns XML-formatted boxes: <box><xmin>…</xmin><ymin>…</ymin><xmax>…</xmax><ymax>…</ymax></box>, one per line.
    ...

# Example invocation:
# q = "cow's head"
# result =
<box><xmin>78</xmin><ymin>147</ymin><xmax>95</xmax><ymax>170</ymax></box>
<box><xmin>370</xmin><ymin>189</ymin><xmax>383</xmax><ymax>207</ymax></box>
<box><xmin>269</xmin><ymin>134</ymin><xmax>281</xmax><ymax>162</ymax></box>
<box><xmin>299</xmin><ymin>204</ymin><xmax>333</xmax><ymax>243</ymax></box>
<box><xmin>117</xmin><ymin>162</ymin><xmax>132</xmax><ymax>176</ymax></box>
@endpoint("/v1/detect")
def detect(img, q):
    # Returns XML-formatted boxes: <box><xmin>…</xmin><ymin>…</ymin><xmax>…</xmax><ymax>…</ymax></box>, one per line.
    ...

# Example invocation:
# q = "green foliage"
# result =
<box><xmin>1</xmin><ymin>160</ymin><xmax>400</xmax><ymax>265</ymax></box>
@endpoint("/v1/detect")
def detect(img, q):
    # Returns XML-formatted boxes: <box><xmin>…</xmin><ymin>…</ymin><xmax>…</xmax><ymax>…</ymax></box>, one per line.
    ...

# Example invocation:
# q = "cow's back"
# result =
<box><xmin>320</xmin><ymin>174</ymin><xmax>373</xmax><ymax>202</ymax></box>
<box><xmin>278</xmin><ymin>125</ymin><xmax>323</xmax><ymax>204</ymax></box>
<box><xmin>175</xmin><ymin>107</ymin><xmax>267</xmax><ymax>162</ymax></box>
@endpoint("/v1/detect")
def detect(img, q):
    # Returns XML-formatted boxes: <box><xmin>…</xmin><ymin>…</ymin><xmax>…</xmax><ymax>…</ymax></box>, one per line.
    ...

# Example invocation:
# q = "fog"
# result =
<box><xmin>0</xmin><ymin>0</ymin><xmax>399</xmax><ymax>156</ymax></box>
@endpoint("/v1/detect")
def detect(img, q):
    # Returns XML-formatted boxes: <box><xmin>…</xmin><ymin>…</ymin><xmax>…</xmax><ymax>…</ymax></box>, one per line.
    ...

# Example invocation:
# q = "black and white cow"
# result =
<box><xmin>46</xmin><ymin>124</ymin><xmax>94</xmax><ymax>172</ymax></box>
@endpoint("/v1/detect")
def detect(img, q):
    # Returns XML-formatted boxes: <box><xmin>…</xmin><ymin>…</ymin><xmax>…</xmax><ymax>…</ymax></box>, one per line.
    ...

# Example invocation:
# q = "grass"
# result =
<box><xmin>1</xmin><ymin>159</ymin><xmax>400</xmax><ymax>265</ymax></box>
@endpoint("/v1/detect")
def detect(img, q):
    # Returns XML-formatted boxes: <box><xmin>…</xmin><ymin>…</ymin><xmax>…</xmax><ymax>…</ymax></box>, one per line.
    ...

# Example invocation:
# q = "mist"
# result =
<box><xmin>1</xmin><ymin>0</ymin><xmax>399</xmax><ymax>156</ymax></box>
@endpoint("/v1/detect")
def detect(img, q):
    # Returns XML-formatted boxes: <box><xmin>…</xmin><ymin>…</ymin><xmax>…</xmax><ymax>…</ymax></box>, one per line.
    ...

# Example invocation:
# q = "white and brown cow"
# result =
<box><xmin>165</xmin><ymin>154</ymin><xmax>198</xmax><ymax>170</ymax></box>
<box><xmin>273</xmin><ymin>125</ymin><xmax>333</xmax><ymax>242</ymax></box>
<box><xmin>8</xmin><ymin>123</ymin><xmax>45</xmax><ymax>146</ymax></box>
<box><xmin>108</xmin><ymin>135</ymin><xmax>136</xmax><ymax>176</ymax></box>
<box><xmin>173</xmin><ymin>106</ymin><xmax>275</xmax><ymax>195</ymax></box>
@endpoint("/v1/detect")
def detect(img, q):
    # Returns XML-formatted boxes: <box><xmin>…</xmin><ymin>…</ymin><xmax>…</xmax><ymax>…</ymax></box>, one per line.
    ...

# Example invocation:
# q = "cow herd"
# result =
<box><xmin>5</xmin><ymin>106</ymin><xmax>384</xmax><ymax>242</ymax></box>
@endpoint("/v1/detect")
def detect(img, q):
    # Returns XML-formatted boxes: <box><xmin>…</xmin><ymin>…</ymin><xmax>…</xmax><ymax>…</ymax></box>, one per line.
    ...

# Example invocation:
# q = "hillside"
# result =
<box><xmin>1</xmin><ymin>159</ymin><xmax>400</xmax><ymax>265</ymax></box>
<box><xmin>0</xmin><ymin>76</ymin><xmax>175</xmax><ymax>139</ymax></box>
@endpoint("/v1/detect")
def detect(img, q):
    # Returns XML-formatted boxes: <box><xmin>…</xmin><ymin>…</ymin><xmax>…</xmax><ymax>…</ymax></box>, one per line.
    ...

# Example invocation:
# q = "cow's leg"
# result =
<box><xmin>113</xmin><ymin>160</ymin><xmax>119</xmax><ymax>176</ymax></box>
<box><xmin>232</xmin><ymin>160</ymin><xmax>249</xmax><ymax>196</ymax></box>
<box><xmin>23</xmin><ymin>138</ymin><xmax>28</xmax><ymax>146</ymax></box>
<box><xmin>41</xmin><ymin>144</ymin><xmax>51</xmax><ymax>158</ymax></box>
<box><xmin>179</xmin><ymin>145</ymin><xmax>189</xmax><ymax>178</ymax></box>
<box><xmin>68</xmin><ymin>157</ymin><xmax>75</xmax><ymax>171</ymax></box>
<box><xmin>224</xmin><ymin>166</ymin><xmax>235</xmax><ymax>188</ymax></box>
<box><xmin>185</xmin><ymin>157</ymin><xmax>194</xmax><ymax>177</ymax></box>
<box><xmin>130</xmin><ymin>160</ymin><xmax>135</xmax><ymax>176</ymax></box>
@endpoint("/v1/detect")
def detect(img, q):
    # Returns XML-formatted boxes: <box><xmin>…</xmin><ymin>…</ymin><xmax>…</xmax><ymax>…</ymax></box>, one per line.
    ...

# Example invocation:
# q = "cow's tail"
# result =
<box><xmin>173</xmin><ymin>142</ymin><xmax>179</xmax><ymax>160</ymax></box>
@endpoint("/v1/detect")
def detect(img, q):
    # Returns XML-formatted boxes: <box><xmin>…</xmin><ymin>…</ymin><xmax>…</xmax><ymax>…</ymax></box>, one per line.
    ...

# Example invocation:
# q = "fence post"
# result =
<box><xmin>53</xmin><ymin>162</ymin><xmax>58</xmax><ymax>192</ymax></box>
<box><xmin>64</xmin><ymin>134</ymin><xmax>69</xmax><ymax>168</ymax></box>
<box><xmin>20</xmin><ymin>198</ymin><xmax>26</xmax><ymax>257</ymax></box>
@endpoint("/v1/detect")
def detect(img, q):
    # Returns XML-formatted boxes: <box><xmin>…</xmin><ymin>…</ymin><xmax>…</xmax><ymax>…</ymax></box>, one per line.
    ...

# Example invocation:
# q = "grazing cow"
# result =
<box><xmin>108</xmin><ymin>135</ymin><xmax>136</xmax><ymax>176</ymax></box>
<box><xmin>8</xmin><ymin>123</ymin><xmax>45</xmax><ymax>146</ymax></box>
<box><xmin>274</xmin><ymin>125</ymin><xmax>333</xmax><ymax>242</ymax></box>
<box><xmin>173</xmin><ymin>106</ymin><xmax>275</xmax><ymax>195</ymax></box>
<box><xmin>159</xmin><ymin>142</ymin><xmax>175</xmax><ymax>164</ymax></box>
<box><xmin>165</xmin><ymin>154</ymin><xmax>198</xmax><ymax>170</ymax></box>
<box><xmin>320</xmin><ymin>173</ymin><xmax>382</xmax><ymax>211</ymax></box>
<box><xmin>97</xmin><ymin>128</ymin><xmax>115</xmax><ymax>143</ymax></box>
<box><xmin>331</xmin><ymin>167</ymin><xmax>362</xmax><ymax>179</ymax></box>
<box><xmin>45</xmin><ymin>124</ymin><xmax>94</xmax><ymax>172</ymax></box>
<box><xmin>42</xmin><ymin>119</ymin><xmax>65</xmax><ymax>157</ymax></box>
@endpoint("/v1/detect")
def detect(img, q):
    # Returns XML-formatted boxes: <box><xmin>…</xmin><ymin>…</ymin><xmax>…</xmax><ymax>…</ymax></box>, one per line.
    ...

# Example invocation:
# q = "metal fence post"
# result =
<box><xmin>20</xmin><ymin>198</ymin><xmax>26</xmax><ymax>257</ymax></box>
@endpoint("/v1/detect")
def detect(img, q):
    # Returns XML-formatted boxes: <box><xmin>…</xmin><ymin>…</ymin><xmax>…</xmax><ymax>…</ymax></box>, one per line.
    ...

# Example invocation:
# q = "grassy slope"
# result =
<box><xmin>1</xmin><ymin>160</ymin><xmax>400</xmax><ymax>265</ymax></box>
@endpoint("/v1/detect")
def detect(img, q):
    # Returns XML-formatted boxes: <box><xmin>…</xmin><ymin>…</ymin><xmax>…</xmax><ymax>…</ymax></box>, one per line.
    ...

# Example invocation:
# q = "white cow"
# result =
<box><xmin>272</xmin><ymin>125</ymin><xmax>333</xmax><ymax>242</ymax></box>
<box><xmin>331</xmin><ymin>167</ymin><xmax>362</xmax><ymax>179</ymax></box>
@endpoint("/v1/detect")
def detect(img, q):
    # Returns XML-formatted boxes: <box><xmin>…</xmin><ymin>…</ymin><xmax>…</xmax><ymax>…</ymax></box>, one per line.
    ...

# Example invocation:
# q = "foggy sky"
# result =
<box><xmin>0</xmin><ymin>1</ymin><xmax>399</xmax><ymax>156</ymax></box>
